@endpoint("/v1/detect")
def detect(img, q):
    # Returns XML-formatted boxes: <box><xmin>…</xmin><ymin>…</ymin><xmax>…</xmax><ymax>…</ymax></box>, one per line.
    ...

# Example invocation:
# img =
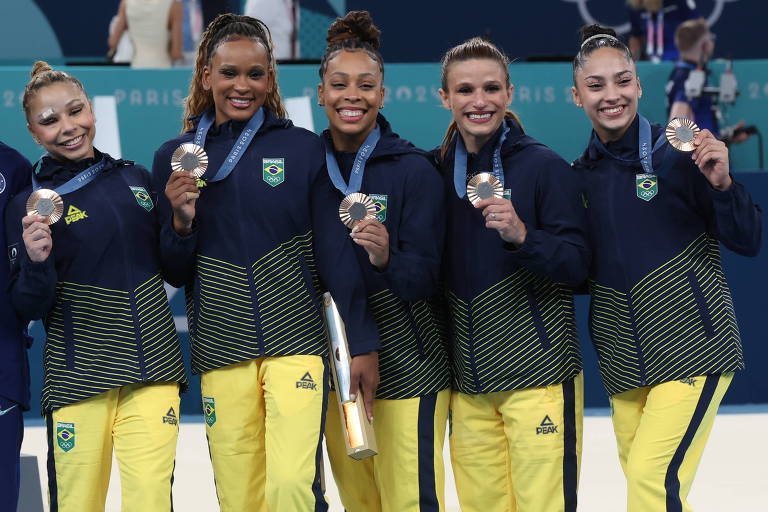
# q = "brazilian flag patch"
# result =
<box><xmin>129</xmin><ymin>186</ymin><xmax>154</xmax><ymax>211</ymax></box>
<box><xmin>262</xmin><ymin>158</ymin><xmax>285</xmax><ymax>187</ymax></box>
<box><xmin>202</xmin><ymin>396</ymin><xmax>216</xmax><ymax>427</ymax></box>
<box><xmin>369</xmin><ymin>193</ymin><xmax>388</xmax><ymax>222</ymax></box>
<box><xmin>56</xmin><ymin>422</ymin><xmax>75</xmax><ymax>452</ymax></box>
<box><xmin>636</xmin><ymin>173</ymin><xmax>658</xmax><ymax>202</ymax></box>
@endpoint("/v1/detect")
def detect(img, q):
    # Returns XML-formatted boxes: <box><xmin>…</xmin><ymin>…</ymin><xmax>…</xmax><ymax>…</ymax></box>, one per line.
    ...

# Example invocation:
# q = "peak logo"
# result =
<box><xmin>163</xmin><ymin>407</ymin><xmax>178</xmax><ymax>425</ymax></box>
<box><xmin>536</xmin><ymin>415</ymin><xmax>559</xmax><ymax>435</ymax></box>
<box><xmin>64</xmin><ymin>205</ymin><xmax>88</xmax><ymax>224</ymax></box>
<box><xmin>296</xmin><ymin>371</ymin><xmax>318</xmax><ymax>391</ymax></box>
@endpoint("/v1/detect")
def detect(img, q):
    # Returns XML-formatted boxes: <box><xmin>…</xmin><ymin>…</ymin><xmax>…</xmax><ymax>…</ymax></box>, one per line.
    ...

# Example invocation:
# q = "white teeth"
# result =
<box><xmin>230</xmin><ymin>98</ymin><xmax>251</xmax><ymax>105</ymax></box>
<box><xmin>339</xmin><ymin>109</ymin><xmax>363</xmax><ymax>117</ymax></box>
<box><xmin>468</xmin><ymin>113</ymin><xmax>492</xmax><ymax>120</ymax></box>
<box><xmin>602</xmin><ymin>106</ymin><xmax>623</xmax><ymax>114</ymax></box>
<box><xmin>62</xmin><ymin>135</ymin><xmax>83</xmax><ymax>147</ymax></box>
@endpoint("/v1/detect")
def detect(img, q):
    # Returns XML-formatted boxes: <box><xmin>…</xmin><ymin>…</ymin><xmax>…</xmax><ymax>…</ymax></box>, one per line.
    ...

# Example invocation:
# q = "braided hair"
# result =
<box><xmin>182</xmin><ymin>14</ymin><xmax>286</xmax><ymax>132</ymax></box>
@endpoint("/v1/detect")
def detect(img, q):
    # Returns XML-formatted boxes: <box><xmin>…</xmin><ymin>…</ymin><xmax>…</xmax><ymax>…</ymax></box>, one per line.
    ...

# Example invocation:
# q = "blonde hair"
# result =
<box><xmin>438</xmin><ymin>37</ymin><xmax>522</xmax><ymax>161</ymax></box>
<box><xmin>675</xmin><ymin>18</ymin><xmax>709</xmax><ymax>53</ymax></box>
<box><xmin>22</xmin><ymin>61</ymin><xmax>87</xmax><ymax>118</ymax></box>
<box><xmin>182</xmin><ymin>14</ymin><xmax>286</xmax><ymax>133</ymax></box>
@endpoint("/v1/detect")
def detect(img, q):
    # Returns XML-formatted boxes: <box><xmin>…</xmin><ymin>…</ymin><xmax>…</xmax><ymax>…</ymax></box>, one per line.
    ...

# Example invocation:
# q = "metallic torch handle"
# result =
<box><xmin>323</xmin><ymin>293</ymin><xmax>351</xmax><ymax>403</ymax></box>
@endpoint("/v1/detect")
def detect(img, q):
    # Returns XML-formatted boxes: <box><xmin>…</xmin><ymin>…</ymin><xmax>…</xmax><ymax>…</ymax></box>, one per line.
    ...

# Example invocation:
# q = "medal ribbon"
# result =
<box><xmin>194</xmin><ymin>107</ymin><xmax>265</xmax><ymax>183</ymax></box>
<box><xmin>324</xmin><ymin>125</ymin><xmax>381</xmax><ymax>195</ymax></box>
<box><xmin>591</xmin><ymin>115</ymin><xmax>668</xmax><ymax>175</ymax></box>
<box><xmin>31</xmin><ymin>157</ymin><xmax>107</xmax><ymax>194</ymax></box>
<box><xmin>453</xmin><ymin>121</ymin><xmax>510</xmax><ymax>198</ymax></box>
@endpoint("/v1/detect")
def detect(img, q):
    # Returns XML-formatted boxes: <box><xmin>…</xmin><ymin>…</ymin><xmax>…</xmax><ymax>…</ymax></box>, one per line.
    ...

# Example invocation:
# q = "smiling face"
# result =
<box><xmin>318</xmin><ymin>50</ymin><xmax>384</xmax><ymax>152</ymax></box>
<box><xmin>439</xmin><ymin>58</ymin><xmax>513</xmax><ymax>153</ymax></box>
<box><xmin>203</xmin><ymin>37</ymin><xmax>274</xmax><ymax>126</ymax></box>
<box><xmin>26</xmin><ymin>82</ymin><xmax>96</xmax><ymax>163</ymax></box>
<box><xmin>572</xmin><ymin>47</ymin><xmax>642</xmax><ymax>143</ymax></box>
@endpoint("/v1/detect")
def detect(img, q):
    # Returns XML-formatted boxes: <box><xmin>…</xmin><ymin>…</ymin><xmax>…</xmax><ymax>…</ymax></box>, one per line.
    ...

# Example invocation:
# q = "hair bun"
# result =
<box><xmin>30</xmin><ymin>60</ymin><xmax>53</xmax><ymax>78</ymax></box>
<box><xmin>580</xmin><ymin>24</ymin><xmax>618</xmax><ymax>43</ymax></box>
<box><xmin>327</xmin><ymin>10</ymin><xmax>380</xmax><ymax>49</ymax></box>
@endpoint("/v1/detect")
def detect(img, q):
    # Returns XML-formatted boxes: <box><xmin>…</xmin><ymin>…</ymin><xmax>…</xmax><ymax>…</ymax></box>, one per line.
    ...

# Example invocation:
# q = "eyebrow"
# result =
<box><xmin>584</xmin><ymin>70</ymin><xmax>633</xmax><ymax>81</ymax></box>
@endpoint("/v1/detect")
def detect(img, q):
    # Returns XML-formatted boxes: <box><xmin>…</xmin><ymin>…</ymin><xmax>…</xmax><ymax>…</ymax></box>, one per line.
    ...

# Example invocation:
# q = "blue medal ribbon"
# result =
<box><xmin>31</xmin><ymin>157</ymin><xmax>107</xmax><ymax>194</ymax></box>
<box><xmin>453</xmin><ymin>121</ymin><xmax>510</xmax><ymax>198</ymax></box>
<box><xmin>591</xmin><ymin>115</ymin><xmax>668</xmax><ymax>174</ymax></box>
<box><xmin>323</xmin><ymin>125</ymin><xmax>381</xmax><ymax>195</ymax></box>
<box><xmin>193</xmin><ymin>107</ymin><xmax>265</xmax><ymax>183</ymax></box>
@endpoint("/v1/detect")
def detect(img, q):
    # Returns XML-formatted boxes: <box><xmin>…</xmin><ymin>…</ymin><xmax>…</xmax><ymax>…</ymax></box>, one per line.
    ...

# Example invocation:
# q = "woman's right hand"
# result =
<box><xmin>21</xmin><ymin>215</ymin><xmax>52</xmax><ymax>263</ymax></box>
<box><xmin>165</xmin><ymin>171</ymin><xmax>199</xmax><ymax>236</ymax></box>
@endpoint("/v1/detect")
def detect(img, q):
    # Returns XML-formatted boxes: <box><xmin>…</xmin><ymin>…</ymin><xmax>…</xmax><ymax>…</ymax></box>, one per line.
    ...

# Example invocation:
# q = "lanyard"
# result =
<box><xmin>453</xmin><ymin>121</ymin><xmax>510</xmax><ymax>198</ymax></box>
<box><xmin>193</xmin><ymin>107</ymin><xmax>265</xmax><ymax>183</ymax></box>
<box><xmin>31</xmin><ymin>157</ymin><xmax>107</xmax><ymax>194</ymax></box>
<box><xmin>591</xmin><ymin>115</ymin><xmax>668</xmax><ymax>175</ymax></box>
<box><xmin>324</xmin><ymin>125</ymin><xmax>381</xmax><ymax>195</ymax></box>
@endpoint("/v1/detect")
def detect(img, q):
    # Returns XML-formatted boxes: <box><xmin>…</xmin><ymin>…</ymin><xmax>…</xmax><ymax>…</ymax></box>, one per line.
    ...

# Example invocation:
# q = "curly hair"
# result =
<box><xmin>182</xmin><ymin>14</ymin><xmax>286</xmax><ymax>132</ymax></box>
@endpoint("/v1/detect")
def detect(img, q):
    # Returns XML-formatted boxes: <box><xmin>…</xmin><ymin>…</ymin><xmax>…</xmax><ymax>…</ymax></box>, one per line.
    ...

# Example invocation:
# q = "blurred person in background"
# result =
<box><xmin>667</xmin><ymin>18</ymin><xmax>752</xmax><ymax>145</ymax></box>
<box><xmin>627</xmin><ymin>0</ymin><xmax>699</xmax><ymax>62</ymax></box>
<box><xmin>109</xmin><ymin>0</ymin><xmax>183</xmax><ymax>68</ymax></box>
<box><xmin>244</xmin><ymin>0</ymin><xmax>299</xmax><ymax>59</ymax></box>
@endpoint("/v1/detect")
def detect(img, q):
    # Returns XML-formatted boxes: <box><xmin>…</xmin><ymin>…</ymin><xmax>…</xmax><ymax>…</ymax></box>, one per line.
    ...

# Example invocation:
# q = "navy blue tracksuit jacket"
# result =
<box><xmin>434</xmin><ymin>118</ymin><xmax>590</xmax><ymax>395</ymax></box>
<box><xmin>6</xmin><ymin>151</ymin><xmax>186</xmax><ymax>412</ymax></box>
<box><xmin>152</xmin><ymin>108</ymin><xmax>379</xmax><ymax>375</ymax></box>
<box><xmin>573</xmin><ymin>115</ymin><xmax>762</xmax><ymax>395</ymax></box>
<box><xmin>322</xmin><ymin>115</ymin><xmax>450</xmax><ymax>399</ymax></box>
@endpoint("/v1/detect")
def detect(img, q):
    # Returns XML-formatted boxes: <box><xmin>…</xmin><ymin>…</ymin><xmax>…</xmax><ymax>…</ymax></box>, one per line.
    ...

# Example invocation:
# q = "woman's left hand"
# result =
<box><xmin>475</xmin><ymin>197</ymin><xmax>527</xmax><ymax>246</ymax></box>
<box><xmin>692</xmin><ymin>129</ymin><xmax>732</xmax><ymax>191</ymax></box>
<box><xmin>350</xmin><ymin>217</ymin><xmax>390</xmax><ymax>270</ymax></box>
<box><xmin>350</xmin><ymin>352</ymin><xmax>379</xmax><ymax>422</ymax></box>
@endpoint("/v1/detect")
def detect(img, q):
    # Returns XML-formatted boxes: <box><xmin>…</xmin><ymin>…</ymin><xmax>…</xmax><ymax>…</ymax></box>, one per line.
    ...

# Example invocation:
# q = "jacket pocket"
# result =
<box><xmin>526</xmin><ymin>288</ymin><xmax>551</xmax><ymax>349</ymax></box>
<box><xmin>404</xmin><ymin>302</ymin><xmax>426</xmax><ymax>359</ymax></box>
<box><xmin>687</xmin><ymin>270</ymin><xmax>716</xmax><ymax>338</ymax></box>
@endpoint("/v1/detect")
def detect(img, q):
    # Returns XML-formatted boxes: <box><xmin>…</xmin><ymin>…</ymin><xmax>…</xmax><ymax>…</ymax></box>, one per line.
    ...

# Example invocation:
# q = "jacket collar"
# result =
<box><xmin>35</xmin><ymin>149</ymin><xmax>121</xmax><ymax>187</ymax></box>
<box><xmin>321</xmin><ymin>113</ymin><xmax>417</xmax><ymax>160</ymax></box>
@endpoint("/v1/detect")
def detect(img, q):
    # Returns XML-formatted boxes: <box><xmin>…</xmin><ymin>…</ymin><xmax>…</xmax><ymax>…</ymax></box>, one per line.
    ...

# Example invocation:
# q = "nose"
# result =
<box><xmin>233</xmin><ymin>74</ymin><xmax>249</xmax><ymax>93</ymax></box>
<box><xmin>470</xmin><ymin>89</ymin><xmax>487</xmax><ymax>109</ymax></box>
<box><xmin>59</xmin><ymin>114</ymin><xmax>76</xmax><ymax>133</ymax></box>
<box><xmin>344</xmin><ymin>85</ymin><xmax>360</xmax><ymax>102</ymax></box>
<box><xmin>603</xmin><ymin>82</ymin><xmax>620</xmax><ymax>103</ymax></box>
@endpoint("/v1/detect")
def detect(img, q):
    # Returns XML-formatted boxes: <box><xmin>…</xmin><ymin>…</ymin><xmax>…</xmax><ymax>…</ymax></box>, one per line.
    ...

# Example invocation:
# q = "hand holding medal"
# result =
<box><xmin>667</xmin><ymin>118</ymin><xmax>732</xmax><ymax>191</ymax></box>
<box><xmin>164</xmin><ymin>169</ymin><xmax>199</xmax><ymax>236</ymax></box>
<box><xmin>21</xmin><ymin>210</ymin><xmax>55</xmax><ymax>263</ymax></box>
<box><xmin>466</xmin><ymin>172</ymin><xmax>527</xmax><ymax>245</ymax></box>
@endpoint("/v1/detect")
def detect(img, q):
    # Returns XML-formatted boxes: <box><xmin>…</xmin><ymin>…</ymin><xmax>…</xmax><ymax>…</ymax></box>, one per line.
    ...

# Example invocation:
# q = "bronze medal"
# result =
<box><xmin>171</xmin><ymin>143</ymin><xmax>209</xmax><ymax>179</ymax></box>
<box><xmin>339</xmin><ymin>193</ymin><xmax>376</xmax><ymax>229</ymax></box>
<box><xmin>26</xmin><ymin>189</ymin><xmax>64</xmax><ymax>225</ymax></box>
<box><xmin>466</xmin><ymin>172</ymin><xmax>503</xmax><ymax>206</ymax></box>
<box><xmin>666</xmin><ymin>118</ymin><xmax>700</xmax><ymax>152</ymax></box>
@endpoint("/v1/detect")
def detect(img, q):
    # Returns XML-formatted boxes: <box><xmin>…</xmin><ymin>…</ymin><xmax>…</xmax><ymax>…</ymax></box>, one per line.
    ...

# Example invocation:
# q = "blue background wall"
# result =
<box><xmin>3</xmin><ymin>1</ymin><xmax>767</xmax><ymax>62</ymax></box>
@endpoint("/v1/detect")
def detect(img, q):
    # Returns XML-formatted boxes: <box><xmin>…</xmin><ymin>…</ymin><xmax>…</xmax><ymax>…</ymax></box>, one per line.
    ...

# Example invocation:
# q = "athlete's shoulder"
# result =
<box><xmin>0</xmin><ymin>141</ymin><xmax>31</xmax><ymax>170</ymax></box>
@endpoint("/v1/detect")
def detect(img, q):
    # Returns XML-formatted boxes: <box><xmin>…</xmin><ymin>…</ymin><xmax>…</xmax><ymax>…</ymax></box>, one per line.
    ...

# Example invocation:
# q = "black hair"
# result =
<box><xmin>573</xmin><ymin>24</ymin><xmax>634</xmax><ymax>83</ymax></box>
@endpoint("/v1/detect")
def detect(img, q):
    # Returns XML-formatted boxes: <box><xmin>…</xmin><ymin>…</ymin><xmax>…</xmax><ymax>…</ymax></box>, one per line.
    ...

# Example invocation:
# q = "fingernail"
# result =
<box><xmin>349</xmin><ymin>393</ymin><xmax>356</xmax><ymax>401</ymax></box>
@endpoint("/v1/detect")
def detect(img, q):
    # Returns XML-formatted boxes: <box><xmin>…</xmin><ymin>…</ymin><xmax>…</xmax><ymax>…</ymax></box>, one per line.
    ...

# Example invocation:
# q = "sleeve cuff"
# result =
<box><xmin>348</xmin><ymin>338</ymin><xmax>381</xmax><ymax>357</ymax></box>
